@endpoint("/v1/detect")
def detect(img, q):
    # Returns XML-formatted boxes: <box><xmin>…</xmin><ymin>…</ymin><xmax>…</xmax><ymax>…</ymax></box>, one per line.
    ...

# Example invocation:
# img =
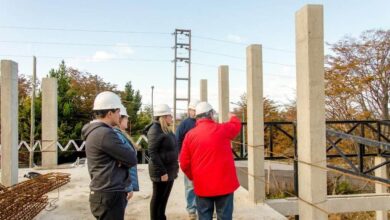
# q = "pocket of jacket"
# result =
<box><xmin>101</xmin><ymin>192</ymin><xmax>119</xmax><ymax>208</ymax></box>
<box><xmin>89</xmin><ymin>192</ymin><xmax>102</xmax><ymax>204</ymax></box>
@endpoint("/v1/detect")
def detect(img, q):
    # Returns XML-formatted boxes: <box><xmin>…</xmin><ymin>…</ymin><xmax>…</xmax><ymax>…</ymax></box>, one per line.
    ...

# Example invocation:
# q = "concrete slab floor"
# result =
<box><xmin>1</xmin><ymin>164</ymin><xmax>286</xmax><ymax>220</ymax></box>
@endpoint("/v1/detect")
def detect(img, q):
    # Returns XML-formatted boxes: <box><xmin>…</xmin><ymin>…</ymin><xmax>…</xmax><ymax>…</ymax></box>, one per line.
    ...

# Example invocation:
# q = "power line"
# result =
<box><xmin>192</xmin><ymin>35</ymin><xmax>247</xmax><ymax>46</ymax></box>
<box><xmin>192</xmin><ymin>35</ymin><xmax>295</xmax><ymax>53</ymax></box>
<box><xmin>0</xmin><ymin>25</ymin><xmax>170</xmax><ymax>35</ymax></box>
<box><xmin>192</xmin><ymin>48</ymin><xmax>244</xmax><ymax>59</ymax></box>
<box><xmin>0</xmin><ymin>25</ymin><xmax>295</xmax><ymax>53</ymax></box>
<box><xmin>0</xmin><ymin>40</ymin><xmax>295</xmax><ymax>67</ymax></box>
<box><xmin>190</xmin><ymin>62</ymin><xmax>295</xmax><ymax>78</ymax></box>
<box><xmin>0</xmin><ymin>40</ymin><xmax>171</xmax><ymax>49</ymax></box>
<box><xmin>0</xmin><ymin>54</ymin><xmax>294</xmax><ymax>78</ymax></box>
<box><xmin>0</xmin><ymin>54</ymin><xmax>171</xmax><ymax>62</ymax></box>
<box><xmin>191</xmin><ymin>49</ymin><xmax>295</xmax><ymax>67</ymax></box>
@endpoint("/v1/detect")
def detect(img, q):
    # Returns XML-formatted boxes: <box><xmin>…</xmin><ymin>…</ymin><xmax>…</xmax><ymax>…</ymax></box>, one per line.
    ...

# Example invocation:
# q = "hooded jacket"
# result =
<box><xmin>82</xmin><ymin>121</ymin><xmax>137</xmax><ymax>192</ymax></box>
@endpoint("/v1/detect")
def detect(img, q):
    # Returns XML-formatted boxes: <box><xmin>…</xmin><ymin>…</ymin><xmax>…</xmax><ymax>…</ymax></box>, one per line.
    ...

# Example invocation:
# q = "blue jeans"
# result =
<box><xmin>196</xmin><ymin>193</ymin><xmax>234</xmax><ymax>220</ymax></box>
<box><xmin>184</xmin><ymin>175</ymin><xmax>197</xmax><ymax>214</ymax></box>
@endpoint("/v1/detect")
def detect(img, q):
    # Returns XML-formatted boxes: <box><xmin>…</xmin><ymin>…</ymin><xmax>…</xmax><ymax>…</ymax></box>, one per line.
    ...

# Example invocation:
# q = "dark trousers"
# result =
<box><xmin>196</xmin><ymin>193</ymin><xmax>234</xmax><ymax>220</ymax></box>
<box><xmin>89</xmin><ymin>191</ymin><xmax>127</xmax><ymax>220</ymax></box>
<box><xmin>150</xmin><ymin>181</ymin><xmax>174</xmax><ymax>220</ymax></box>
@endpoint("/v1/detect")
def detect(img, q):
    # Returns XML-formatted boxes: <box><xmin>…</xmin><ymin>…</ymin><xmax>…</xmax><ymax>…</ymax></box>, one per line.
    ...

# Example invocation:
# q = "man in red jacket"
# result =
<box><xmin>179</xmin><ymin>102</ymin><xmax>241</xmax><ymax>220</ymax></box>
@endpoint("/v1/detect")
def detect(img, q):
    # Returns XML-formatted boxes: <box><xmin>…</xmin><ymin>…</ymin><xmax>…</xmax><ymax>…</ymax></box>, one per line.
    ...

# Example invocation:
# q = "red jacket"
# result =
<box><xmin>179</xmin><ymin>116</ymin><xmax>241</xmax><ymax>197</ymax></box>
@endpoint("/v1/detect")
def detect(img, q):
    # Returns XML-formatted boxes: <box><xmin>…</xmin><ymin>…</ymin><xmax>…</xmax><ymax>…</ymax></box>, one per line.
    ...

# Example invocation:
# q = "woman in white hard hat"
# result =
<box><xmin>113</xmin><ymin>105</ymin><xmax>140</xmax><ymax>202</ymax></box>
<box><xmin>143</xmin><ymin>104</ymin><xmax>179</xmax><ymax>220</ymax></box>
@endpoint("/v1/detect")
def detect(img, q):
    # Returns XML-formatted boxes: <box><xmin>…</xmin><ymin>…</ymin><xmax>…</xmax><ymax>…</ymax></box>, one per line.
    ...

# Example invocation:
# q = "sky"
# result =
<box><xmin>0</xmin><ymin>0</ymin><xmax>389</xmax><ymax>113</ymax></box>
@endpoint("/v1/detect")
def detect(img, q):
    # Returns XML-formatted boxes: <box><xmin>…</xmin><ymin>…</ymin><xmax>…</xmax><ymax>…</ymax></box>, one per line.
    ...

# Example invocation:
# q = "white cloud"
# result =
<box><xmin>90</xmin><ymin>51</ymin><xmax>115</xmax><ymax>62</ymax></box>
<box><xmin>87</xmin><ymin>43</ymin><xmax>135</xmax><ymax>62</ymax></box>
<box><xmin>226</xmin><ymin>34</ymin><xmax>244</xmax><ymax>43</ymax></box>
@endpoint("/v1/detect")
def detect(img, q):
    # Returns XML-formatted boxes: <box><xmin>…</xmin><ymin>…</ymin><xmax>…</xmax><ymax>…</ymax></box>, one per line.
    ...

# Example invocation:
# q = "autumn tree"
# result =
<box><xmin>231</xmin><ymin>93</ymin><xmax>296</xmax><ymax>156</ymax></box>
<box><xmin>68</xmin><ymin>68</ymin><xmax>116</xmax><ymax>122</ymax></box>
<box><xmin>325</xmin><ymin>29</ymin><xmax>390</xmax><ymax>120</ymax></box>
<box><xmin>18</xmin><ymin>75</ymin><xmax>42</xmax><ymax>141</ymax></box>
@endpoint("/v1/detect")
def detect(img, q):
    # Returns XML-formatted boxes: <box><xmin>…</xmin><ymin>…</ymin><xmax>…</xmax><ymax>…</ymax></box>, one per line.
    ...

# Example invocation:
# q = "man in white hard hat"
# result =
<box><xmin>81</xmin><ymin>91</ymin><xmax>138</xmax><ymax>220</ymax></box>
<box><xmin>180</xmin><ymin>102</ymin><xmax>241</xmax><ymax>220</ymax></box>
<box><xmin>175</xmin><ymin>99</ymin><xmax>200</xmax><ymax>220</ymax></box>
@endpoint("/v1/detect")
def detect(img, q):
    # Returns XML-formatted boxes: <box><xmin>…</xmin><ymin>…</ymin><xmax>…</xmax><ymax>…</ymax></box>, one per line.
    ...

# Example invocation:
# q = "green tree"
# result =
<box><xmin>120</xmin><ymin>81</ymin><xmax>143</xmax><ymax>135</ymax></box>
<box><xmin>16</xmin><ymin>61</ymin><xmax>149</xmax><ymax>144</ymax></box>
<box><xmin>48</xmin><ymin>61</ymin><xmax>79</xmax><ymax>140</ymax></box>
<box><xmin>48</xmin><ymin>61</ymin><xmax>119</xmax><ymax>140</ymax></box>
<box><xmin>134</xmin><ymin>105</ymin><xmax>152</xmax><ymax>135</ymax></box>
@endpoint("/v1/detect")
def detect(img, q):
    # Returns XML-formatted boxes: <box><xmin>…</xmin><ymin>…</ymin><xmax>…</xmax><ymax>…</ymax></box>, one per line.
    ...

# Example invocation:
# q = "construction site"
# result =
<box><xmin>1</xmin><ymin>1</ymin><xmax>390</xmax><ymax>220</ymax></box>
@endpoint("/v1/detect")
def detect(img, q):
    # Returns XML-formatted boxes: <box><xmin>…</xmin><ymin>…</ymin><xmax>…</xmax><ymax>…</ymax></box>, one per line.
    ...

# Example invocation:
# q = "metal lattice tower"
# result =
<box><xmin>173</xmin><ymin>29</ymin><xmax>191</xmax><ymax>129</ymax></box>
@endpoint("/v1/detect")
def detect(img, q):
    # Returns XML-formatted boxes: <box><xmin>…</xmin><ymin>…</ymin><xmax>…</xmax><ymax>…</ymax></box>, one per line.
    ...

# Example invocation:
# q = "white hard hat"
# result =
<box><xmin>195</xmin><ymin>102</ymin><xmax>214</xmax><ymax>116</ymax></box>
<box><xmin>154</xmin><ymin>104</ymin><xmax>172</xmax><ymax>117</ymax></box>
<box><xmin>119</xmin><ymin>105</ymin><xmax>129</xmax><ymax>117</ymax></box>
<box><xmin>188</xmin><ymin>99</ymin><xmax>200</xmax><ymax>110</ymax></box>
<box><xmin>93</xmin><ymin>91</ymin><xmax>123</xmax><ymax>110</ymax></box>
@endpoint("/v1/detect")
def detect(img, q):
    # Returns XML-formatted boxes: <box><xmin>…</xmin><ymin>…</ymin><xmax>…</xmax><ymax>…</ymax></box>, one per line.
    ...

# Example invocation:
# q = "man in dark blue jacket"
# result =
<box><xmin>175</xmin><ymin>100</ymin><xmax>199</xmax><ymax>220</ymax></box>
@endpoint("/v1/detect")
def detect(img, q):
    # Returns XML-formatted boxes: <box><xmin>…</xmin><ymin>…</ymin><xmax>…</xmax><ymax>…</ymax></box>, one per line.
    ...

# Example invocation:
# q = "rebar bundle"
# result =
<box><xmin>0</xmin><ymin>183</ymin><xmax>7</xmax><ymax>194</ymax></box>
<box><xmin>0</xmin><ymin>172</ymin><xmax>70</xmax><ymax>220</ymax></box>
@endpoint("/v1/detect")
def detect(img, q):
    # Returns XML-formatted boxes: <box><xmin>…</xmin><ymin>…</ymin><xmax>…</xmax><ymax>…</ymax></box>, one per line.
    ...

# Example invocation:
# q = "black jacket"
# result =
<box><xmin>81</xmin><ymin>121</ymin><xmax>137</xmax><ymax>192</ymax></box>
<box><xmin>175</xmin><ymin>117</ymin><xmax>196</xmax><ymax>153</ymax></box>
<box><xmin>145</xmin><ymin>122</ymin><xmax>179</xmax><ymax>182</ymax></box>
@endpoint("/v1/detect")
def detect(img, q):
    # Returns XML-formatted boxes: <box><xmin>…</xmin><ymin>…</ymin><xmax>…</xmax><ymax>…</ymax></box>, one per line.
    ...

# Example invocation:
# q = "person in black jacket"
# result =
<box><xmin>82</xmin><ymin>91</ymin><xmax>137</xmax><ymax>220</ymax></box>
<box><xmin>145</xmin><ymin>104</ymin><xmax>178</xmax><ymax>220</ymax></box>
<box><xmin>175</xmin><ymin>100</ymin><xmax>199</xmax><ymax>220</ymax></box>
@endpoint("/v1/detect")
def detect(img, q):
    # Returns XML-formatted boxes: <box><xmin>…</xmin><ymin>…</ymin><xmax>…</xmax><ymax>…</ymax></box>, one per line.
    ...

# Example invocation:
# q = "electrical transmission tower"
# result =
<box><xmin>173</xmin><ymin>29</ymin><xmax>191</xmax><ymax>128</ymax></box>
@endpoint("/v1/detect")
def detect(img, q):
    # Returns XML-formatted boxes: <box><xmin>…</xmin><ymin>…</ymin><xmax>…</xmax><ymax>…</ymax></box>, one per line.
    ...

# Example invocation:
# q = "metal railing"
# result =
<box><xmin>3</xmin><ymin>120</ymin><xmax>389</xmax><ymax>184</ymax></box>
<box><xmin>232</xmin><ymin>120</ymin><xmax>390</xmax><ymax>189</ymax></box>
<box><xmin>0</xmin><ymin>135</ymin><xmax>151</xmax><ymax>164</ymax></box>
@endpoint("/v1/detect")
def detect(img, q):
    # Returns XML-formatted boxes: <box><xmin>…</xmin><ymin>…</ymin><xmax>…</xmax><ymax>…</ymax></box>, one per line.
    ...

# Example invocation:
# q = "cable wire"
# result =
<box><xmin>0</xmin><ymin>26</ymin><xmax>295</xmax><ymax>53</ymax></box>
<box><xmin>192</xmin><ymin>35</ymin><xmax>295</xmax><ymax>53</ymax></box>
<box><xmin>0</xmin><ymin>40</ymin><xmax>171</xmax><ymax>49</ymax></box>
<box><xmin>0</xmin><ymin>25</ymin><xmax>170</xmax><ymax>35</ymax></box>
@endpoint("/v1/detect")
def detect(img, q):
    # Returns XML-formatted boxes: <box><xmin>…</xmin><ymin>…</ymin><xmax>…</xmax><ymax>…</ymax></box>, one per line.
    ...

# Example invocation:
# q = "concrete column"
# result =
<box><xmin>246</xmin><ymin>44</ymin><xmax>265</xmax><ymax>203</ymax></box>
<box><xmin>375</xmin><ymin>157</ymin><xmax>388</xmax><ymax>220</ymax></box>
<box><xmin>41</xmin><ymin>78</ymin><xmax>58</xmax><ymax>167</ymax></box>
<box><xmin>0</xmin><ymin>60</ymin><xmax>19</xmax><ymax>186</ymax></box>
<box><xmin>218</xmin><ymin>65</ymin><xmax>229</xmax><ymax>123</ymax></box>
<box><xmin>200</xmin><ymin>79</ymin><xmax>208</xmax><ymax>102</ymax></box>
<box><xmin>296</xmin><ymin>5</ymin><xmax>327</xmax><ymax>220</ymax></box>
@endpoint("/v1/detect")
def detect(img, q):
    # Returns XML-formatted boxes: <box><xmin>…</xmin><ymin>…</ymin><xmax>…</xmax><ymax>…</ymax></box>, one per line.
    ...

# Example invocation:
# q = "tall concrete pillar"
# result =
<box><xmin>200</xmin><ymin>79</ymin><xmax>208</xmax><ymax>102</ymax></box>
<box><xmin>375</xmin><ymin>157</ymin><xmax>388</xmax><ymax>220</ymax></box>
<box><xmin>246</xmin><ymin>44</ymin><xmax>265</xmax><ymax>203</ymax></box>
<box><xmin>296</xmin><ymin>5</ymin><xmax>327</xmax><ymax>220</ymax></box>
<box><xmin>218</xmin><ymin>65</ymin><xmax>229</xmax><ymax>123</ymax></box>
<box><xmin>41</xmin><ymin>78</ymin><xmax>58</xmax><ymax>167</ymax></box>
<box><xmin>0</xmin><ymin>60</ymin><xmax>19</xmax><ymax>186</ymax></box>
